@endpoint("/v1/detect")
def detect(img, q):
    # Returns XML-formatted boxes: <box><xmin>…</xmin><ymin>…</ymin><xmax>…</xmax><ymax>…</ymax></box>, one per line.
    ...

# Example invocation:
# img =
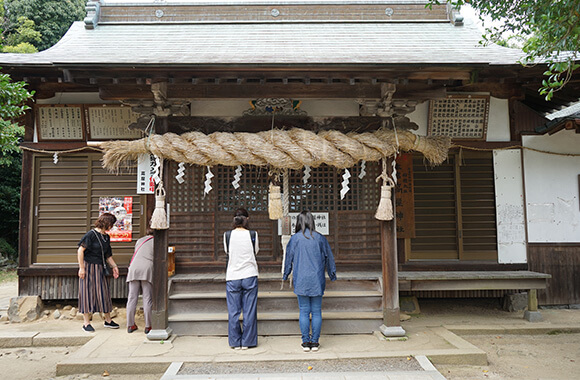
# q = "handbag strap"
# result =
<box><xmin>130</xmin><ymin>236</ymin><xmax>153</xmax><ymax>265</ymax></box>
<box><xmin>91</xmin><ymin>229</ymin><xmax>107</xmax><ymax>268</ymax></box>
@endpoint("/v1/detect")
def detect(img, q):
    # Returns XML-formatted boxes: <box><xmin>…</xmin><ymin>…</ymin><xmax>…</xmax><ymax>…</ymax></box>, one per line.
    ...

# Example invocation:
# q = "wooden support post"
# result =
<box><xmin>379</xmin><ymin>158</ymin><xmax>405</xmax><ymax>337</ymax></box>
<box><xmin>147</xmin><ymin>116</ymin><xmax>172</xmax><ymax>340</ymax></box>
<box><xmin>524</xmin><ymin>289</ymin><xmax>542</xmax><ymax>322</ymax></box>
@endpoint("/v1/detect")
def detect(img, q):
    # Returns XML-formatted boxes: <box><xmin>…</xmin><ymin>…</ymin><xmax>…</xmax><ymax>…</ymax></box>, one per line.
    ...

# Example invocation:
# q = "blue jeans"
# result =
<box><xmin>297</xmin><ymin>295</ymin><xmax>323</xmax><ymax>344</ymax></box>
<box><xmin>226</xmin><ymin>276</ymin><xmax>258</xmax><ymax>347</ymax></box>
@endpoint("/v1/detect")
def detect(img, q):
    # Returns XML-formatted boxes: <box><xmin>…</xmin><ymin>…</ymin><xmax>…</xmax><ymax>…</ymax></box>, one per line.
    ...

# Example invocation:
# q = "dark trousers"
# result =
<box><xmin>226</xmin><ymin>276</ymin><xmax>258</xmax><ymax>347</ymax></box>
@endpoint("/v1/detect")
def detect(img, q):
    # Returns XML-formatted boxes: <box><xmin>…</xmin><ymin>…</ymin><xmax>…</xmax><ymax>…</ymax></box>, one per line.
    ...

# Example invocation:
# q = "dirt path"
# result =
<box><xmin>436</xmin><ymin>332</ymin><xmax>580</xmax><ymax>379</ymax></box>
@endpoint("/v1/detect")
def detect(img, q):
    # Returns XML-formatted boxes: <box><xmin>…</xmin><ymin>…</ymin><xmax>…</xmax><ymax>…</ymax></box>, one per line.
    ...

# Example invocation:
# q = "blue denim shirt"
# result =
<box><xmin>283</xmin><ymin>229</ymin><xmax>337</xmax><ymax>297</ymax></box>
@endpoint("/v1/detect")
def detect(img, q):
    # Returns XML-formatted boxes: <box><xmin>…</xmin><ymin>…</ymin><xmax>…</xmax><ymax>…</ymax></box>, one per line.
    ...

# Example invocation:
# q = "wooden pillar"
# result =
<box><xmin>147</xmin><ymin>116</ymin><xmax>172</xmax><ymax>340</ymax></box>
<box><xmin>379</xmin><ymin>158</ymin><xmax>405</xmax><ymax>337</ymax></box>
<box><xmin>524</xmin><ymin>289</ymin><xmax>543</xmax><ymax>322</ymax></box>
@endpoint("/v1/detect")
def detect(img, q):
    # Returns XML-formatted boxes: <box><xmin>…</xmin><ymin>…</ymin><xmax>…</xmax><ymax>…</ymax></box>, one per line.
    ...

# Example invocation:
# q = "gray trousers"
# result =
<box><xmin>126</xmin><ymin>280</ymin><xmax>153</xmax><ymax>328</ymax></box>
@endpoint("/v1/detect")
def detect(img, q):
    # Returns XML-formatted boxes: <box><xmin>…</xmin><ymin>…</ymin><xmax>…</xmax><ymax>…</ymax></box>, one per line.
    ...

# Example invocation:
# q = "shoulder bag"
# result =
<box><xmin>92</xmin><ymin>229</ymin><xmax>111</xmax><ymax>276</ymax></box>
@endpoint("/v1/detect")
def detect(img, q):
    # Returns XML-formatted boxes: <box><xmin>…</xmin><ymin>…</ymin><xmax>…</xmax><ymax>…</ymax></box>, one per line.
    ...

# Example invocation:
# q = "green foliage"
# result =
<box><xmin>0</xmin><ymin>71</ymin><xmax>33</xmax><ymax>165</ymax></box>
<box><xmin>3</xmin><ymin>0</ymin><xmax>86</xmax><ymax>51</ymax></box>
<box><xmin>427</xmin><ymin>0</ymin><xmax>580</xmax><ymax>100</ymax></box>
<box><xmin>0</xmin><ymin>152</ymin><xmax>21</xmax><ymax>263</ymax></box>
<box><xmin>3</xmin><ymin>16</ymin><xmax>41</xmax><ymax>48</ymax></box>
<box><xmin>2</xmin><ymin>42</ymin><xmax>37</xmax><ymax>53</ymax></box>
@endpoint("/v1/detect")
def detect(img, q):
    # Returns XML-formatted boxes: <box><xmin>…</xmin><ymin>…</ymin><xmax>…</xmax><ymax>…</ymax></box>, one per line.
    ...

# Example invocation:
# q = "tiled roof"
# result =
<box><xmin>0</xmin><ymin>20</ymin><xmax>524</xmax><ymax>67</ymax></box>
<box><xmin>546</xmin><ymin>102</ymin><xmax>580</xmax><ymax>120</ymax></box>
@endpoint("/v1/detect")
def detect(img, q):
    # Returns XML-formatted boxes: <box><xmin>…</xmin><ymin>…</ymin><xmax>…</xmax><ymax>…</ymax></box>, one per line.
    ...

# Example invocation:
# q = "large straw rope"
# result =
<box><xmin>101</xmin><ymin>128</ymin><xmax>450</xmax><ymax>171</ymax></box>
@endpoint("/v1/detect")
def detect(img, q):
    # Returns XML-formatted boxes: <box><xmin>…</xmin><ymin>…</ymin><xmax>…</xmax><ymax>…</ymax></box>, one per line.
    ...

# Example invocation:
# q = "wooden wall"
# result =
<box><xmin>528</xmin><ymin>244</ymin><xmax>580</xmax><ymax>305</ymax></box>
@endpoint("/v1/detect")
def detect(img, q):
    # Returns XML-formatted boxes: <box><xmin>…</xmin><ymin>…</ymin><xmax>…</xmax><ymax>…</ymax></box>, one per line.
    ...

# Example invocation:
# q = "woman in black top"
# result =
<box><xmin>77</xmin><ymin>213</ymin><xmax>120</xmax><ymax>332</ymax></box>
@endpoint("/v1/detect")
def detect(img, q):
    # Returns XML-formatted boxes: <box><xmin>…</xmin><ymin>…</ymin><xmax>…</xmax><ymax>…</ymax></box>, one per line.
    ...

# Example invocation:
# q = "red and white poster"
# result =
<box><xmin>99</xmin><ymin>196</ymin><xmax>133</xmax><ymax>242</ymax></box>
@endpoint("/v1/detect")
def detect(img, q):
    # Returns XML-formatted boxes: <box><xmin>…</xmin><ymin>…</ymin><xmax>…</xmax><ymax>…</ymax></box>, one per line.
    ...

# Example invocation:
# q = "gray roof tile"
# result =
<box><xmin>0</xmin><ymin>21</ymin><xmax>524</xmax><ymax>66</ymax></box>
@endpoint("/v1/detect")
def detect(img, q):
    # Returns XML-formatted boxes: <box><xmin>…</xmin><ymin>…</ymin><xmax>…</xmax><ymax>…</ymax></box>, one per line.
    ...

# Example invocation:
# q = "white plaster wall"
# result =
<box><xmin>493</xmin><ymin>149</ymin><xmax>527</xmax><ymax>263</ymax></box>
<box><xmin>523</xmin><ymin>130</ymin><xmax>580</xmax><ymax>243</ymax></box>
<box><xmin>486</xmin><ymin>97</ymin><xmax>510</xmax><ymax>142</ymax></box>
<box><xmin>36</xmin><ymin>92</ymin><xmax>113</xmax><ymax>104</ymax></box>
<box><xmin>190</xmin><ymin>99</ymin><xmax>359</xmax><ymax>117</ymax></box>
<box><xmin>407</xmin><ymin>101</ymin><xmax>429</xmax><ymax>135</ymax></box>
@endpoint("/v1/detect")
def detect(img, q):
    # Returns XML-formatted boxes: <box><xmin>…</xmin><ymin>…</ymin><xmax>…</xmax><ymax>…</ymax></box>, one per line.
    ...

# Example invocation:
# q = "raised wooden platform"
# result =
<box><xmin>398</xmin><ymin>271</ymin><xmax>551</xmax><ymax>292</ymax></box>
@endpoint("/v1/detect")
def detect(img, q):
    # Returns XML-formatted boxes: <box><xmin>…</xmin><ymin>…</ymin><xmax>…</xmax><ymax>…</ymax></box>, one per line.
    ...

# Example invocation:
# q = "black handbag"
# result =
<box><xmin>92</xmin><ymin>229</ymin><xmax>111</xmax><ymax>276</ymax></box>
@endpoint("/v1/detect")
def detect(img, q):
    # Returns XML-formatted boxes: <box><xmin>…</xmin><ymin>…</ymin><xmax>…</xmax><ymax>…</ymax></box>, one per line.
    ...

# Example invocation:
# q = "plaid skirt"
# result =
<box><xmin>78</xmin><ymin>262</ymin><xmax>113</xmax><ymax>314</ymax></box>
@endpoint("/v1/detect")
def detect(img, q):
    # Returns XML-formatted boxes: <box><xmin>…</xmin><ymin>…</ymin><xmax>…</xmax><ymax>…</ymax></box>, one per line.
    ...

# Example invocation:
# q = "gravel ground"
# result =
<box><xmin>179</xmin><ymin>357</ymin><xmax>423</xmax><ymax>375</ymax></box>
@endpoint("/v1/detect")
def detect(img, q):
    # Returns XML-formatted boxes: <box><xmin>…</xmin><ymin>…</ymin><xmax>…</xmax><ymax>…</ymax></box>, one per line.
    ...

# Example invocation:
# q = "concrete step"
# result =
<box><xmin>168</xmin><ymin>311</ymin><xmax>383</xmax><ymax>336</ymax></box>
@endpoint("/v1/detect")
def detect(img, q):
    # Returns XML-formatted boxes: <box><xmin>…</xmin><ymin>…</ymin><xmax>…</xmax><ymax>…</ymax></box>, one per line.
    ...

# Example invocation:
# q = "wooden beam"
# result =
<box><xmin>100</xmin><ymin>83</ymin><xmax>382</xmax><ymax>99</ymax></box>
<box><xmin>99</xmin><ymin>83</ymin><xmax>448</xmax><ymax>100</ymax></box>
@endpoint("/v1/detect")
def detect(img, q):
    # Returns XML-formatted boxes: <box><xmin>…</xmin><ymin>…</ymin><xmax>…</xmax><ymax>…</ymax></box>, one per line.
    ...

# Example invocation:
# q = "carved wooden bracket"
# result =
<box><xmin>358</xmin><ymin>83</ymin><xmax>418</xmax><ymax>117</ymax></box>
<box><xmin>126</xmin><ymin>81</ymin><xmax>190</xmax><ymax>118</ymax></box>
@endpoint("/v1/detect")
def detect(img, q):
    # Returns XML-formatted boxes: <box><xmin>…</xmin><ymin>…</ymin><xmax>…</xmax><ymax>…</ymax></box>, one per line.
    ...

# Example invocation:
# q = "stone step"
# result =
<box><xmin>168</xmin><ymin>311</ymin><xmax>383</xmax><ymax>336</ymax></box>
<box><xmin>168</xmin><ymin>290</ymin><xmax>382</xmax><ymax>314</ymax></box>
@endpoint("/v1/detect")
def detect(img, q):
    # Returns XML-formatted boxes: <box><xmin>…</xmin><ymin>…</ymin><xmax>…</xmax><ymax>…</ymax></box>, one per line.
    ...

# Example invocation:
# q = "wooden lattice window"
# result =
<box><xmin>289</xmin><ymin>165</ymin><xmax>337</xmax><ymax>212</ymax></box>
<box><xmin>337</xmin><ymin>162</ymin><xmax>381</xmax><ymax>211</ymax></box>
<box><xmin>216</xmin><ymin>166</ymin><xmax>270</xmax><ymax>212</ymax></box>
<box><xmin>168</xmin><ymin>164</ymin><xmax>212</xmax><ymax>213</ymax></box>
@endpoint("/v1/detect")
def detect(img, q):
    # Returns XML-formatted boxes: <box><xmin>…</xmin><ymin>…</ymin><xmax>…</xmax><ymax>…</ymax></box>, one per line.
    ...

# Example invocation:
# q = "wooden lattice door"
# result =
<box><xmin>167</xmin><ymin>162</ymin><xmax>384</xmax><ymax>273</ymax></box>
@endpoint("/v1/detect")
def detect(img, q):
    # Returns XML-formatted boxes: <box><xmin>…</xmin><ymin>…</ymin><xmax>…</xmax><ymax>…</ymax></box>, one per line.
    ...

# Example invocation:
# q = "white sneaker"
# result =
<box><xmin>302</xmin><ymin>342</ymin><xmax>311</xmax><ymax>352</ymax></box>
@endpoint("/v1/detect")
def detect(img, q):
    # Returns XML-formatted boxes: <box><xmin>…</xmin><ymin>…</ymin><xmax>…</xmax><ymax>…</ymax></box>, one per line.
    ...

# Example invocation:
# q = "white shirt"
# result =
<box><xmin>224</xmin><ymin>229</ymin><xmax>259</xmax><ymax>281</ymax></box>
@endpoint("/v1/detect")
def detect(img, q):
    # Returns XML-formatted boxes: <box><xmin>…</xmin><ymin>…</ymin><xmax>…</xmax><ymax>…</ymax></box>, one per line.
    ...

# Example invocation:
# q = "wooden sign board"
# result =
<box><xmin>36</xmin><ymin>105</ymin><xmax>85</xmax><ymax>141</ymax></box>
<box><xmin>428</xmin><ymin>95</ymin><xmax>490</xmax><ymax>140</ymax></box>
<box><xmin>86</xmin><ymin>105</ymin><xmax>142</xmax><ymax>140</ymax></box>
<box><xmin>395</xmin><ymin>153</ymin><xmax>415</xmax><ymax>238</ymax></box>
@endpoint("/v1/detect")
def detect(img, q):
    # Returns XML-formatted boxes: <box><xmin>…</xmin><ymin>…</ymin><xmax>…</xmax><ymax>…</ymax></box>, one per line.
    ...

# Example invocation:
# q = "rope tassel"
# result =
<box><xmin>375</xmin><ymin>158</ymin><xmax>395</xmax><ymax>221</ymax></box>
<box><xmin>150</xmin><ymin>184</ymin><xmax>169</xmax><ymax>229</ymax></box>
<box><xmin>268</xmin><ymin>183</ymin><xmax>283</xmax><ymax>220</ymax></box>
<box><xmin>375</xmin><ymin>181</ymin><xmax>395</xmax><ymax>221</ymax></box>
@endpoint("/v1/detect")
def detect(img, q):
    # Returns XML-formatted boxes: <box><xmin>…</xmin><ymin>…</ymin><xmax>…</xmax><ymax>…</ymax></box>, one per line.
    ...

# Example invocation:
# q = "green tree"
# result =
<box><xmin>2</xmin><ymin>16</ymin><xmax>41</xmax><ymax>53</ymax></box>
<box><xmin>429</xmin><ymin>0</ymin><xmax>580</xmax><ymax>100</ymax></box>
<box><xmin>0</xmin><ymin>72</ymin><xmax>31</xmax><ymax>262</ymax></box>
<box><xmin>0</xmin><ymin>71</ymin><xmax>33</xmax><ymax>165</ymax></box>
<box><xmin>0</xmin><ymin>152</ymin><xmax>21</xmax><ymax>262</ymax></box>
<box><xmin>3</xmin><ymin>0</ymin><xmax>86</xmax><ymax>51</ymax></box>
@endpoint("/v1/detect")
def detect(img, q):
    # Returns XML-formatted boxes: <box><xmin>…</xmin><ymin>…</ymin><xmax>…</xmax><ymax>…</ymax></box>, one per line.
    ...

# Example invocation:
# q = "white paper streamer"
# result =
<box><xmin>391</xmin><ymin>155</ymin><xmax>398</xmax><ymax>185</ymax></box>
<box><xmin>358</xmin><ymin>160</ymin><xmax>366</xmax><ymax>179</ymax></box>
<box><xmin>176</xmin><ymin>162</ymin><xmax>186</xmax><ymax>184</ymax></box>
<box><xmin>152</xmin><ymin>155</ymin><xmax>161</xmax><ymax>184</ymax></box>
<box><xmin>53</xmin><ymin>152</ymin><xmax>59</xmax><ymax>165</ymax></box>
<box><xmin>340</xmin><ymin>168</ymin><xmax>351</xmax><ymax>200</ymax></box>
<box><xmin>232</xmin><ymin>165</ymin><xmax>242</xmax><ymax>189</ymax></box>
<box><xmin>303</xmin><ymin>165</ymin><xmax>311</xmax><ymax>185</ymax></box>
<box><xmin>204</xmin><ymin>166</ymin><xmax>214</xmax><ymax>196</ymax></box>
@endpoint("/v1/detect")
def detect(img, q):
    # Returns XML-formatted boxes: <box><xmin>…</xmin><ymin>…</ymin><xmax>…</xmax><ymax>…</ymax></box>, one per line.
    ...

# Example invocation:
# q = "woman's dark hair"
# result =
<box><xmin>232</xmin><ymin>208</ymin><xmax>250</xmax><ymax>229</ymax></box>
<box><xmin>146</xmin><ymin>228</ymin><xmax>154</xmax><ymax>236</ymax></box>
<box><xmin>295</xmin><ymin>210</ymin><xmax>315</xmax><ymax>238</ymax></box>
<box><xmin>95</xmin><ymin>213</ymin><xmax>117</xmax><ymax>231</ymax></box>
